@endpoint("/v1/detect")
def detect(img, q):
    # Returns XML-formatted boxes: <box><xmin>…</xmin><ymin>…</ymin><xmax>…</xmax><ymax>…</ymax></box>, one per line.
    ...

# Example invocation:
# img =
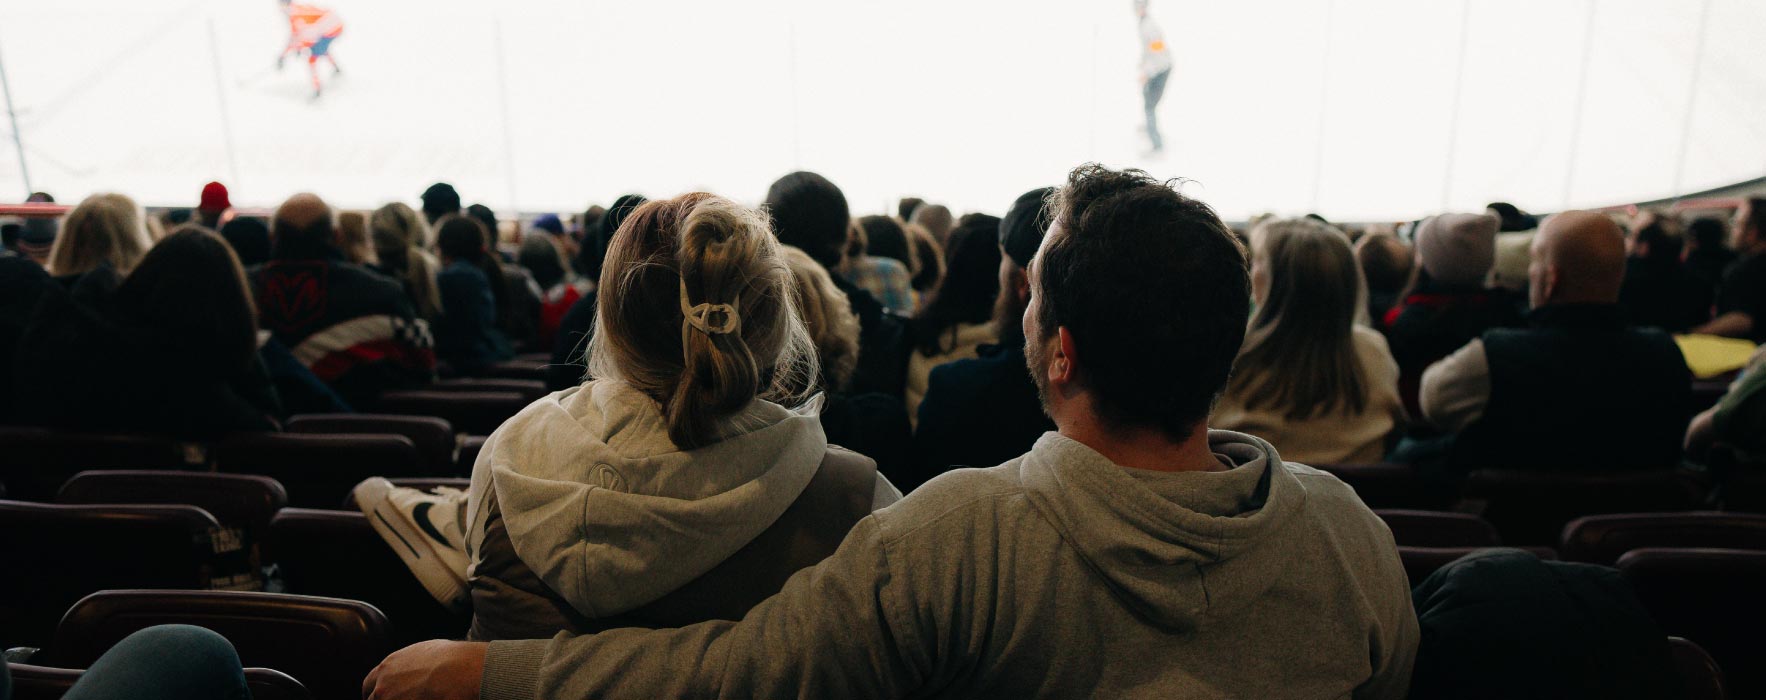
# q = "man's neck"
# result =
<box><xmin>1056</xmin><ymin>406</ymin><xmax>1220</xmax><ymax>473</ymax></box>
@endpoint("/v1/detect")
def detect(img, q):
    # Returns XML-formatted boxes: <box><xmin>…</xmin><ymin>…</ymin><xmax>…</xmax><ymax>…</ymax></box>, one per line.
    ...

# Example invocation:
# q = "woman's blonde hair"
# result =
<box><xmin>337</xmin><ymin>211</ymin><xmax>380</xmax><ymax>267</ymax></box>
<box><xmin>1227</xmin><ymin>218</ymin><xmax>1370</xmax><ymax>420</ymax></box>
<box><xmin>49</xmin><ymin>193</ymin><xmax>151</xmax><ymax>277</ymax></box>
<box><xmin>781</xmin><ymin>245</ymin><xmax>859</xmax><ymax>392</ymax></box>
<box><xmin>370</xmin><ymin>202</ymin><xmax>442</xmax><ymax>320</ymax></box>
<box><xmin>588</xmin><ymin>193</ymin><xmax>819</xmax><ymax>449</ymax></box>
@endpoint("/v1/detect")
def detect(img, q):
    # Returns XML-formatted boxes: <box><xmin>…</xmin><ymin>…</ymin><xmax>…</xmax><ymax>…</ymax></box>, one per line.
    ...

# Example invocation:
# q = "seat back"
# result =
<box><xmin>1669</xmin><ymin>636</ymin><xmax>1729</xmax><ymax>700</ymax></box>
<box><xmin>1561</xmin><ymin>512</ymin><xmax>1766</xmax><ymax>566</ymax></box>
<box><xmin>5</xmin><ymin>663</ymin><xmax>310</xmax><ymax>700</ymax></box>
<box><xmin>0</xmin><ymin>428</ymin><xmax>191</xmax><ymax>501</ymax></box>
<box><xmin>1374</xmin><ymin>509</ymin><xmax>1501</xmax><ymax>548</ymax></box>
<box><xmin>373</xmin><ymin>390</ymin><xmax>527</xmax><ymax>435</ymax></box>
<box><xmin>39</xmin><ymin>590</ymin><xmax>388</xmax><ymax>700</ymax></box>
<box><xmin>210</xmin><ymin>433</ymin><xmax>424</xmax><ymax>509</ymax></box>
<box><xmin>57</xmin><ymin>471</ymin><xmax>289</xmax><ymax>589</ymax></box>
<box><xmin>483</xmin><ymin>358</ymin><xmax>549</xmax><ymax>382</ymax></box>
<box><xmin>266</xmin><ymin>508</ymin><xmax>469</xmax><ymax>647</ymax></box>
<box><xmin>285</xmin><ymin>414</ymin><xmax>458</xmax><ymax>475</ymax></box>
<box><xmin>0</xmin><ymin>501</ymin><xmax>222</xmax><ymax>649</ymax></box>
<box><xmin>1398</xmin><ymin>545</ymin><xmax>1559</xmax><ymax>585</ymax></box>
<box><xmin>1314</xmin><ymin>462</ymin><xmax>1449</xmax><ymax>510</ymax></box>
<box><xmin>1620</xmin><ymin>548</ymin><xmax>1766</xmax><ymax>699</ymax></box>
<box><xmin>432</xmin><ymin>378</ymin><xmax>548</xmax><ymax>403</ymax></box>
<box><xmin>457</xmin><ymin>435</ymin><xmax>488</xmax><ymax>473</ymax></box>
<box><xmin>1461</xmin><ymin>469</ymin><xmax>1708</xmax><ymax>545</ymax></box>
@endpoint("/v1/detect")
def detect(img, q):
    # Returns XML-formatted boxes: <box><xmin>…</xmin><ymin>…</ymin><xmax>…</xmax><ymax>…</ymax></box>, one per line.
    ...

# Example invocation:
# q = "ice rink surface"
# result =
<box><xmin>3</xmin><ymin>0</ymin><xmax>1766</xmax><ymax>221</ymax></box>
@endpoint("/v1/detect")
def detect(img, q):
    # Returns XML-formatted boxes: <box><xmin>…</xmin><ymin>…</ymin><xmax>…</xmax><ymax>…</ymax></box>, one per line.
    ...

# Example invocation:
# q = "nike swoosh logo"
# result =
<box><xmin>411</xmin><ymin>502</ymin><xmax>453</xmax><ymax>548</ymax></box>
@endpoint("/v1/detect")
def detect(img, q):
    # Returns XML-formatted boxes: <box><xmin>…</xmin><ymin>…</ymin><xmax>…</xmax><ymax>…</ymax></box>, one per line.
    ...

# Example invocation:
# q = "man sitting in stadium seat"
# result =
<box><xmin>250</xmin><ymin>193</ymin><xmax>435</xmax><ymax>408</ymax></box>
<box><xmin>363</xmin><ymin>164</ymin><xmax>1418</xmax><ymax>700</ymax></box>
<box><xmin>1695</xmin><ymin>197</ymin><xmax>1766</xmax><ymax>343</ymax></box>
<box><xmin>1420</xmin><ymin>210</ymin><xmax>1693</xmax><ymax>472</ymax></box>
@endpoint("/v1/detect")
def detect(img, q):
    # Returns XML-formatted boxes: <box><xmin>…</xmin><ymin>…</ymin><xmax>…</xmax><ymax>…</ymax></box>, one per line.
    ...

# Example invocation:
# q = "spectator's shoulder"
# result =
<box><xmin>872</xmin><ymin>461</ymin><xmax>1029</xmax><ymax>542</ymax></box>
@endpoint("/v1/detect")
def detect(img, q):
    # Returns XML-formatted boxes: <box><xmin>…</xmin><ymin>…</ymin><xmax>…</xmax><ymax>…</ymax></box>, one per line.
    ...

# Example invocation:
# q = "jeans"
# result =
<box><xmin>0</xmin><ymin>625</ymin><xmax>249</xmax><ymax>700</ymax></box>
<box><xmin>1142</xmin><ymin>68</ymin><xmax>1171</xmax><ymax>151</ymax></box>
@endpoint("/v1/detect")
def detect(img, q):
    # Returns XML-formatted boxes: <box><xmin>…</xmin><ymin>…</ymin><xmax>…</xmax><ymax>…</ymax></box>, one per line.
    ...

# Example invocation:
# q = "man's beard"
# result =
<box><xmin>1023</xmin><ymin>324</ymin><xmax>1053</xmax><ymax>416</ymax></box>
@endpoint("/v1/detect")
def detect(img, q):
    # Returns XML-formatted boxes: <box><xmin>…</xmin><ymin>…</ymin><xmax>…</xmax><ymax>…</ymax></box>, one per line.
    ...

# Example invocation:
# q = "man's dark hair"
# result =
<box><xmin>858</xmin><ymin>216</ymin><xmax>912</xmax><ymax>268</ymax></box>
<box><xmin>898</xmin><ymin>197</ymin><xmax>925</xmax><ymax>222</ymax></box>
<box><xmin>1633</xmin><ymin>217</ymin><xmax>1684</xmax><ymax>266</ymax></box>
<box><xmin>764</xmin><ymin>171</ymin><xmax>850</xmax><ymax>269</ymax></box>
<box><xmin>1485</xmin><ymin>201</ymin><xmax>1536</xmax><ymax>232</ymax></box>
<box><xmin>421</xmin><ymin>182</ymin><xmax>462</xmax><ymax>223</ymax></box>
<box><xmin>1035</xmin><ymin>164</ymin><xmax>1250</xmax><ymax>439</ymax></box>
<box><xmin>1687</xmin><ymin>217</ymin><xmax>1727</xmax><ymax>253</ymax></box>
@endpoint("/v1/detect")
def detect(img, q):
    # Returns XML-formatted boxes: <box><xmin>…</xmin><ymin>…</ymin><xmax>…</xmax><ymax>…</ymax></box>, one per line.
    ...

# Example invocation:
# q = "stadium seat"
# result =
<box><xmin>1560</xmin><ymin>512</ymin><xmax>1766</xmax><ymax>566</ymax></box>
<box><xmin>338</xmin><ymin>478</ymin><xmax>469</xmax><ymax>510</ymax></box>
<box><xmin>1314</xmin><ymin>462</ymin><xmax>1449</xmax><ymax>510</ymax></box>
<box><xmin>266</xmin><ymin>508</ymin><xmax>469</xmax><ymax>647</ymax></box>
<box><xmin>483</xmin><ymin>358</ymin><xmax>549</xmax><ymax>382</ymax></box>
<box><xmin>0</xmin><ymin>502</ymin><xmax>223</xmax><ymax>649</ymax></box>
<box><xmin>4</xmin><ymin>663</ymin><xmax>310</xmax><ymax>700</ymax></box>
<box><xmin>285</xmin><ymin>414</ymin><xmax>458</xmax><ymax>475</ymax></box>
<box><xmin>1669</xmin><ymin>636</ymin><xmax>1729</xmax><ymax>700</ymax></box>
<box><xmin>432</xmin><ymin>377</ymin><xmax>548</xmax><ymax>403</ymax></box>
<box><xmin>0</xmin><ymin>428</ymin><xmax>192</xmax><ymax>501</ymax></box>
<box><xmin>1374</xmin><ymin>509</ymin><xmax>1501</xmax><ymax>548</ymax></box>
<box><xmin>1619</xmin><ymin>548</ymin><xmax>1766</xmax><ymax>699</ymax></box>
<box><xmin>373</xmin><ymin>390</ymin><xmax>527</xmax><ymax>435</ymax></box>
<box><xmin>57</xmin><ymin>470</ymin><xmax>289</xmax><ymax>589</ymax></box>
<box><xmin>35</xmin><ymin>590</ymin><xmax>388</xmax><ymax>700</ymax></box>
<box><xmin>1398</xmin><ymin>546</ymin><xmax>1559</xmax><ymax>585</ymax></box>
<box><xmin>1459</xmin><ymin>469</ymin><xmax>1709</xmax><ymax>545</ymax></box>
<box><xmin>210</xmin><ymin>433</ymin><xmax>426</xmax><ymax>509</ymax></box>
<box><xmin>457</xmin><ymin>435</ymin><xmax>487</xmax><ymax>473</ymax></box>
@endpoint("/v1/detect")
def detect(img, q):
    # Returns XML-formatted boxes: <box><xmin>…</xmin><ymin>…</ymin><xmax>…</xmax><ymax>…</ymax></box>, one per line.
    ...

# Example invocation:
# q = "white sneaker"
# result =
<box><xmin>353</xmin><ymin>477</ymin><xmax>471</xmax><ymax>612</ymax></box>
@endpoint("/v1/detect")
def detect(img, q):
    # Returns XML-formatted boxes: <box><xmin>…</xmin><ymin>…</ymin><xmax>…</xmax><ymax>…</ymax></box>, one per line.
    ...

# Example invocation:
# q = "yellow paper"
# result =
<box><xmin>1675</xmin><ymin>334</ymin><xmax>1761</xmax><ymax>379</ymax></box>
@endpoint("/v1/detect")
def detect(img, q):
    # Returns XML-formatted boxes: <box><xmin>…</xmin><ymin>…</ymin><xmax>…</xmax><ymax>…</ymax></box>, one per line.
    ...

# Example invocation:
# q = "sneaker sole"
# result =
<box><xmin>353</xmin><ymin>479</ymin><xmax>470</xmax><ymax>611</ymax></box>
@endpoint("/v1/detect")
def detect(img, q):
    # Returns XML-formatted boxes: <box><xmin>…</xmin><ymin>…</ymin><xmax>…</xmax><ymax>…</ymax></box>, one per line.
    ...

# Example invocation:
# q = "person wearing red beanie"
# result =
<box><xmin>198</xmin><ymin>181</ymin><xmax>233</xmax><ymax>229</ymax></box>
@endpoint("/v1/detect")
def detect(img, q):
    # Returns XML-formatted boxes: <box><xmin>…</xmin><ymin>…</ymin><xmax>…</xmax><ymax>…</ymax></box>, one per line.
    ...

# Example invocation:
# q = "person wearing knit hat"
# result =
<box><xmin>908</xmin><ymin>186</ymin><xmax>1056</xmax><ymax>492</ymax></box>
<box><xmin>198</xmin><ymin>181</ymin><xmax>233</xmax><ymax>229</ymax></box>
<box><xmin>529</xmin><ymin>213</ymin><xmax>564</xmax><ymax>237</ymax></box>
<box><xmin>1383</xmin><ymin>212</ymin><xmax>1524</xmax><ymax>418</ymax></box>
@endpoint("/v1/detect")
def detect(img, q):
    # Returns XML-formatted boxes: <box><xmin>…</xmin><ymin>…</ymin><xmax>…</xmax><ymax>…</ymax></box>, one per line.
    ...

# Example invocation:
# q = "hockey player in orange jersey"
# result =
<box><xmin>277</xmin><ymin>0</ymin><xmax>344</xmax><ymax>100</ymax></box>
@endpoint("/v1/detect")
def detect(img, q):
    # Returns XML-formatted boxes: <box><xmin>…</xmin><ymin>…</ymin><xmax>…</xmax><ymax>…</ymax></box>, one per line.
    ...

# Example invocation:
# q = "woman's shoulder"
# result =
<box><xmin>1351</xmin><ymin>325</ymin><xmax>1402</xmax><ymax>382</ymax></box>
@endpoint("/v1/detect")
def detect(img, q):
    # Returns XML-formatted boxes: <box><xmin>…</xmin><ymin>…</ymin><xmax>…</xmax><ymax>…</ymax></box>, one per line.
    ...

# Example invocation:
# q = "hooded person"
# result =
<box><xmin>1382</xmin><ymin>212</ymin><xmax>1523</xmax><ymax>415</ymax></box>
<box><xmin>354</xmin><ymin>193</ymin><xmax>900</xmax><ymax>641</ymax></box>
<box><xmin>364</xmin><ymin>165</ymin><xmax>1417</xmax><ymax>700</ymax></box>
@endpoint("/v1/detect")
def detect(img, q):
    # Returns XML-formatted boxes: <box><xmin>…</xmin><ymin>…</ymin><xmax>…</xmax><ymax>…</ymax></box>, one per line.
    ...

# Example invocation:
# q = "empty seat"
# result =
<box><xmin>374</xmin><ymin>390</ymin><xmax>527</xmax><ymax>435</ymax></box>
<box><xmin>210</xmin><ymin>433</ymin><xmax>425</xmax><ymax>509</ymax></box>
<box><xmin>1374</xmin><ymin>509</ymin><xmax>1501</xmax><ymax>548</ymax></box>
<box><xmin>1460</xmin><ymin>469</ymin><xmax>1708</xmax><ymax>545</ymax></box>
<box><xmin>0</xmin><ymin>427</ymin><xmax>192</xmax><ymax>501</ymax></box>
<box><xmin>0</xmin><ymin>502</ymin><xmax>223</xmax><ymax>649</ymax></box>
<box><xmin>1620</xmin><ymin>548</ymin><xmax>1766</xmax><ymax>699</ymax></box>
<box><xmin>432</xmin><ymin>378</ymin><xmax>548</xmax><ymax>403</ymax></box>
<box><xmin>285</xmin><ymin>414</ymin><xmax>458</xmax><ymax>475</ymax></box>
<box><xmin>1561</xmin><ymin>512</ymin><xmax>1766</xmax><ymax>566</ymax></box>
<box><xmin>57</xmin><ymin>471</ymin><xmax>289</xmax><ymax>589</ymax></box>
<box><xmin>35</xmin><ymin>590</ymin><xmax>388</xmax><ymax>700</ymax></box>
<box><xmin>339</xmin><ymin>478</ymin><xmax>469</xmax><ymax>510</ymax></box>
<box><xmin>1398</xmin><ymin>545</ymin><xmax>1558</xmax><ymax>585</ymax></box>
<box><xmin>266</xmin><ymin>508</ymin><xmax>469</xmax><ymax>647</ymax></box>
<box><xmin>1314</xmin><ymin>462</ymin><xmax>1448</xmax><ymax>510</ymax></box>
<box><xmin>1669</xmin><ymin>636</ymin><xmax>1729</xmax><ymax>700</ymax></box>
<box><xmin>5</xmin><ymin>663</ymin><xmax>310</xmax><ymax>700</ymax></box>
<box><xmin>457</xmin><ymin>435</ymin><xmax>487</xmax><ymax>473</ymax></box>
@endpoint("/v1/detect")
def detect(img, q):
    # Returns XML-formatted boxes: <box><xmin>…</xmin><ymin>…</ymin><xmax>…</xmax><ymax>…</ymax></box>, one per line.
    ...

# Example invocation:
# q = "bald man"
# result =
<box><xmin>1420</xmin><ymin>210</ymin><xmax>1692</xmax><ymax>473</ymax></box>
<box><xmin>251</xmin><ymin>193</ymin><xmax>436</xmax><ymax>408</ymax></box>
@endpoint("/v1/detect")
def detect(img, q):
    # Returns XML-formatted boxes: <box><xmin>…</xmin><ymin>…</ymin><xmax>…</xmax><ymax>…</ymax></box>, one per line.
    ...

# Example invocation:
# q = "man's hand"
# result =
<box><xmin>363</xmin><ymin>640</ymin><xmax>489</xmax><ymax>700</ymax></box>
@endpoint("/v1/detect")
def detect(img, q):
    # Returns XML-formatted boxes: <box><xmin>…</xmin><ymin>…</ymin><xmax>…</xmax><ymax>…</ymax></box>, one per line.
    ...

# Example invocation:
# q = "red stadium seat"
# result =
<box><xmin>1560</xmin><ymin>512</ymin><xmax>1766</xmax><ymax>566</ymax></box>
<box><xmin>36</xmin><ymin>590</ymin><xmax>389</xmax><ymax>700</ymax></box>
<box><xmin>0</xmin><ymin>427</ymin><xmax>193</xmax><ymax>501</ymax></box>
<box><xmin>0</xmin><ymin>502</ymin><xmax>224</xmax><ymax>649</ymax></box>
<box><xmin>1398</xmin><ymin>546</ymin><xmax>1559</xmax><ymax>585</ymax></box>
<box><xmin>266</xmin><ymin>508</ymin><xmax>469</xmax><ymax>646</ymax></box>
<box><xmin>4</xmin><ymin>663</ymin><xmax>310</xmax><ymax>700</ymax></box>
<box><xmin>285</xmin><ymin>414</ymin><xmax>458</xmax><ymax>475</ymax></box>
<box><xmin>210</xmin><ymin>433</ymin><xmax>426</xmax><ymax>509</ymax></box>
<box><xmin>1621</xmin><ymin>548</ymin><xmax>1766</xmax><ymax>699</ymax></box>
<box><xmin>1669</xmin><ymin>636</ymin><xmax>1729</xmax><ymax>700</ymax></box>
<box><xmin>1374</xmin><ymin>509</ymin><xmax>1501</xmax><ymax>548</ymax></box>
<box><xmin>373</xmin><ymin>390</ymin><xmax>527</xmax><ymax>435</ymax></box>
<box><xmin>1459</xmin><ymin>469</ymin><xmax>1709</xmax><ymax>545</ymax></box>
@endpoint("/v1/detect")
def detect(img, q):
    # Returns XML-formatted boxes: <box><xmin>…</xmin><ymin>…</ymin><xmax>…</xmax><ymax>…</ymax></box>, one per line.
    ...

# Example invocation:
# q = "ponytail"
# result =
<box><xmin>372</xmin><ymin>203</ymin><xmax>442</xmax><ymax>319</ymax></box>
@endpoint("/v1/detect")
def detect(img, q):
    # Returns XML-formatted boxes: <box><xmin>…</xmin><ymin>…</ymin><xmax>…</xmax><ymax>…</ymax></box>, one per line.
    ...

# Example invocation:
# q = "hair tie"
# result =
<box><xmin>679</xmin><ymin>277</ymin><xmax>741</xmax><ymax>341</ymax></box>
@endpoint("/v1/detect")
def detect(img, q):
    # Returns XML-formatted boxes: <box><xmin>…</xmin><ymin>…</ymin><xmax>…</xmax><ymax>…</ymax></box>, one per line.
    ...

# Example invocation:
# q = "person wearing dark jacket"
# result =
<box><xmin>250</xmin><ymin>193</ymin><xmax>435</xmax><ymax>409</ymax></box>
<box><xmin>910</xmin><ymin>188</ymin><xmax>1056</xmax><ymax>492</ymax></box>
<box><xmin>548</xmin><ymin>194</ymin><xmax>647</xmax><ymax>391</ymax></box>
<box><xmin>12</xmin><ymin>228</ymin><xmax>281</xmax><ymax>438</ymax></box>
<box><xmin>434</xmin><ymin>215</ymin><xmax>514</xmax><ymax>375</ymax></box>
<box><xmin>1384</xmin><ymin>212</ymin><xmax>1524</xmax><ymax>416</ymax></box>
<box><xmin>1617</xmin><ymin>211</ymin><xmax>1712</xmax><ymax>332</ymax></box>
<box><xmin>1421</xmin><ymin>211</ymin><xmax>1692</xmax><ymax>473</ymax></box>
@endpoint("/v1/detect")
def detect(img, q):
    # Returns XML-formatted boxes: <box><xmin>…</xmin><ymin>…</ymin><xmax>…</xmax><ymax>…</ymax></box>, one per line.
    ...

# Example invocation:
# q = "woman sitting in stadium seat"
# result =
<box><xmin>47</xmin><ymin>193</ymin><xmax>154</xmax><ymax>284</ymax></box>
<box><xmin>1213</xmin><ymin>218</ymin><xmax>1406</xmax><ymax>464</ymax></box>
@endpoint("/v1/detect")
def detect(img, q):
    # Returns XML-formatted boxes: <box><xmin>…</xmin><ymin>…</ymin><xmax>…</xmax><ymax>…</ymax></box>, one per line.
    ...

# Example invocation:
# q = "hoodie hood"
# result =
<box><xmin>468</xmin><ymin>378</ymin><xmax>827</xmax><ymax>618</ymax></box>
<box><xmin>1020</xmin><ymin>430</ymin><xmax>1306</xmax><ymax>631</ymax></box>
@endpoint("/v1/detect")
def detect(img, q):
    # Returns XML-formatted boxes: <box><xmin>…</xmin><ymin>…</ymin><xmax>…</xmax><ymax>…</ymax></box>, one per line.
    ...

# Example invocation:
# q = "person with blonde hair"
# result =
<box><xmin>48</xmin><ymin>193</ymin><xmax>152</xmax><ymax>279</ymax></box>
<box><xmin>353</xmin><ymin>192</ymin><xmax>900</xmax><ymax>641</ymax></box>
<box><xmin>1214</xmin><ymin>218</ymin><xmax>1405</xmax><ymax>464</ymax></box>
<box><xmin>370</xmin><ymin>202</ymin><xmax>442</xmax><ymax>320</ymax></box>
<box><xmin>336</xmin><ymin>211</ymin><xmax>379</xmax><ymax>267</ymax></box>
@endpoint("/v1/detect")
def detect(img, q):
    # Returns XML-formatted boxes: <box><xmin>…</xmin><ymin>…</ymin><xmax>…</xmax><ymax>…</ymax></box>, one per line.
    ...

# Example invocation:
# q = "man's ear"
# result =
<box><xmin>1052</xmin><ymin>326</ymin><xmax>1079</xmax><ymax>386</ymax></box>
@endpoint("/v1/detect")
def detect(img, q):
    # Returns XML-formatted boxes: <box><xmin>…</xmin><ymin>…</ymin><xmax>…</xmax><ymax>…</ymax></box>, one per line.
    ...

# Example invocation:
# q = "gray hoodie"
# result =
<box><xmin>464</xmin><ymin>379</ymin><xmax>899</xmax><ymax>634</ymax></box>
<box><xmin>481</xmin><ymin>430</ymin><xmax>1418</xmax><ymax>699</ymax></box>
